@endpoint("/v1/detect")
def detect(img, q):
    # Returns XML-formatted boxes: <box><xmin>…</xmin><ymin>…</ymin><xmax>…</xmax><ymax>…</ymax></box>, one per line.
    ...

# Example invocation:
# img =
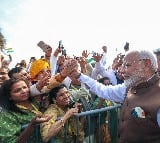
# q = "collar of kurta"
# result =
<box><xmin>131</xmin><ymin>73</ymin><xmax>160</xmax><ymax>92</ymax></box>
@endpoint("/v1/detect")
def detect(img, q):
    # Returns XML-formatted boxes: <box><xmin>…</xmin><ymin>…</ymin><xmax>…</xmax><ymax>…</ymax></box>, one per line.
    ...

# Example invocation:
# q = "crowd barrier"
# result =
<box><xmin>22</xmin><ymin>104</ymin><xmax>121</xmax><ymax>143</ymax></box>
<box><xmin>75</xmin><ymin>104</ymin><xmax>121</xmax><ymax>143</ymax></box>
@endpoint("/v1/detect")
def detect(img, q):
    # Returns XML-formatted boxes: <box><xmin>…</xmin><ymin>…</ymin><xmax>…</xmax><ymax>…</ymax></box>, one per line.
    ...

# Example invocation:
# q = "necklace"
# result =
<box><xmin>16</xmin><ymin>103</ymin><xmax>42</xmax><ymax>115</ymax></box>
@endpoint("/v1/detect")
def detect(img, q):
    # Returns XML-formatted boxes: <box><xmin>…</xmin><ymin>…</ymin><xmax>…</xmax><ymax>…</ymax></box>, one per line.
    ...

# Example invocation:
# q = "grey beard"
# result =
<box><xmin>124</xmin><ymin>73</ymin><xmax>143</xmax><ymax>88</ymax></box>
<box><xmin>124</xmin><ymin>78</ymin><xmax>135</xmax><ymax>88</ymax></box>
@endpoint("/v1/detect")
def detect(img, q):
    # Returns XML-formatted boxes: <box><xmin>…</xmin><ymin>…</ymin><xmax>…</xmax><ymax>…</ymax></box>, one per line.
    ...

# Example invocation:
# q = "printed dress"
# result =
<box><xmin>0</xmin><ymin>101</ymin><xmax>42</xmax><ymax>143</ymax></box>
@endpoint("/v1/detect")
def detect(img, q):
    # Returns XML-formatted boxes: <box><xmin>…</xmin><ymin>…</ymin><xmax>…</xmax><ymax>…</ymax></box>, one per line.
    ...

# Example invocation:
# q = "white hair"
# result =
<box><xmin>139</xmin><ymin>50</ymin><xmax>157</xmax><ymax>72</ymax></box>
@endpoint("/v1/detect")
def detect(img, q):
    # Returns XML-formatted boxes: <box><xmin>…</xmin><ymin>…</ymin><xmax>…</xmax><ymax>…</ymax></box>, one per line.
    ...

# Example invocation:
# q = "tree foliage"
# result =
<box><xmin>0</xmin><ymin>28</ymin><xmax>6</xmax><ymax>51</ymax></box>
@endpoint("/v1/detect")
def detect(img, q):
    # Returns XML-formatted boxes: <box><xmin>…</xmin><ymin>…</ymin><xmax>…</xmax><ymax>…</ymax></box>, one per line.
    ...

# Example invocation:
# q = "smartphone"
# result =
<box><xmin>58</xmin><ymin>40</ymin><xmax>62</xmax><ymax>48</ymax></box>
<box><xmin>58</xmin><ymin>40</ymin><xmax>64</xmax><ymax>51</ymax></box>
<box><xmin>37</xmin><ymin>41</ymin><xmax>51</xmax><ymax>53</ymax></box>
<box><xmin>62</xmin><ymin>50</ymin><xmax>66</xmax><ymax>56</ymax></box>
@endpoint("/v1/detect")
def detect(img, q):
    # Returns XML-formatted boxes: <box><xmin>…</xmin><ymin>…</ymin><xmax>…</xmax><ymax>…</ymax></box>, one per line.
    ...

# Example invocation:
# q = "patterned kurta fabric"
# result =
<box><xmin>40</xmin><ymin>104</ymin><xmax>84</xmax><ymax>143</ymax></box>
<box><xmin>0</xmin><ymin>101</ymin><xmax>42</xmax><ymax>143</ymax></box>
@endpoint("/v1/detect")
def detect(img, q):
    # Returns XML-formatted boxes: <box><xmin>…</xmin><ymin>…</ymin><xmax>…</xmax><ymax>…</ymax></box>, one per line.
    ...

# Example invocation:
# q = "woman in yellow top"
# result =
<box><xmin>40</xmin><ymin>84</ymin><xmax>85</xmax><ymax>143</ymax></box>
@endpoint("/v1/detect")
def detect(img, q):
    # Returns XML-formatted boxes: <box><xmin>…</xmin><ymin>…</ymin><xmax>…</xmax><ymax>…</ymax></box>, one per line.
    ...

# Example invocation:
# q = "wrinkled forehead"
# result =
<box><xmin>123</xmin><ymin>51</ymin><xmax>140</xmax><ymax>63</ymax></box>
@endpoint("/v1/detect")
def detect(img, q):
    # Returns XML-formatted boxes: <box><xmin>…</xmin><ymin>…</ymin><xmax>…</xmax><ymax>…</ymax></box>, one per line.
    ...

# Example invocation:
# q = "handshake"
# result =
<box><xmin>41</xmin><ymin>59</ymin><xmax>81</xmax><ymax>93</ymax></box>
<box><xmin>60</xmin><ymin>59</ymin><xmax>81</xmax><ymax>79</ymax></box>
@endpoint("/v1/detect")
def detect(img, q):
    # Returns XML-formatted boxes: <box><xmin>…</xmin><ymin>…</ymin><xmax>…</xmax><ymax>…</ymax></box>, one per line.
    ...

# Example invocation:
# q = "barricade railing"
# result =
<box><xmin>75</xmin><ymin>104</ymin><xmax>121</xmax><ymax>143</ymax></box>
<box><xmin>21</xmin><ymin>104</ymin><xmax>121</xmax><ymax>143</ymax></box>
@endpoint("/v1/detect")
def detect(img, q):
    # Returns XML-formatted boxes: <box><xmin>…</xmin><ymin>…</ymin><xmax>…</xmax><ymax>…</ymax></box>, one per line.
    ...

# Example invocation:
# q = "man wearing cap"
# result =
<box><xmin>153</xmin><ymin>48</ymin><xmax>160</xmax><ymax>75</ymax></box>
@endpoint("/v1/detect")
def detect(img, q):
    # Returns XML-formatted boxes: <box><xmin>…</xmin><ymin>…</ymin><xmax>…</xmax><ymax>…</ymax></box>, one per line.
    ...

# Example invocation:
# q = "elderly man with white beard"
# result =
<box><xmin>68</xmin><ymin>50</ymin><xmax>160</xmax><ymax>143</ymax></box>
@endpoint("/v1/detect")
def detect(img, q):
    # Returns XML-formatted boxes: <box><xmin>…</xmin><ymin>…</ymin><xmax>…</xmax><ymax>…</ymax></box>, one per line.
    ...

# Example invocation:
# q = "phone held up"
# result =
<box><xmin>58</xmin><ymin>40</ymin><xmax>66</xmax><ymax>56</ymax></box>
<box><xmin>58</xmin><ymin>40</ymin><xmax>64</xmax><ymax>51</ymax></box>
<box><xmin>37</xmin><ymin>41</ymin><xmax>51</xmax><ymax>53</ymax></box>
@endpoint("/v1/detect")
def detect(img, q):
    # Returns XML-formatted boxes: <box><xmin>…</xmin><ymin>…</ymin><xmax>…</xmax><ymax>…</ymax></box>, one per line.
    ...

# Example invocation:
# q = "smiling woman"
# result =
<box><xmin>40</xmin><ymin>84</ymin><xmax>85</xmax><ymax>143</ymax></box>
<box><xmin>0</xmin><ymin>78</ymin><xmax>51</xmax><ymax>143</ymax></box>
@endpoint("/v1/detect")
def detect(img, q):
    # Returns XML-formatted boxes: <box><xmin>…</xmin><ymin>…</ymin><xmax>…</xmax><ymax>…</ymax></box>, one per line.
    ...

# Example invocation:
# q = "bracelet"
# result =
<box><xmin>60</xmin><ymin>118</ymin><xmax>64</xmax><ymax>127</ymax></box>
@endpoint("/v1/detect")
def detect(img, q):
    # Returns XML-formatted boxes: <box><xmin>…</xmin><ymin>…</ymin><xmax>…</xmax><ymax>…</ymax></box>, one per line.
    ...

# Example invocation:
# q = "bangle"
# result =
<box><xmin>60</xmin><ymin>118</ymin><xmax>64</xmax><ymax>127</ymax></box>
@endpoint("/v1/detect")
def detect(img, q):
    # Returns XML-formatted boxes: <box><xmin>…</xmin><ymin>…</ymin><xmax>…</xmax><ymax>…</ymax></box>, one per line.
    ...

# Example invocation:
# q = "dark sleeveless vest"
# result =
<box><xmin>117</xmin><ymin>73</ymin><xmax>160</xmax><ymax>143</ymax></box>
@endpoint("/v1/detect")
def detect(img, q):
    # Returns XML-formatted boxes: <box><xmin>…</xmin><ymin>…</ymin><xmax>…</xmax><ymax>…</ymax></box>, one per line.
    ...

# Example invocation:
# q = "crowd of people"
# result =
<box><xmin>0</xmin><ymin>37</ymin><xmax>160</xmax><ymax>143</ymax></box>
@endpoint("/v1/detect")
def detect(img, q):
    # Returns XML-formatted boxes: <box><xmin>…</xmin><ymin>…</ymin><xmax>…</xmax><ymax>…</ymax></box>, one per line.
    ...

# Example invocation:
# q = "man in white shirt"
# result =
<box><xmin>69</xmin><ymin>50</ymin><xmax>160</xmax><ymax>143</ymax></box>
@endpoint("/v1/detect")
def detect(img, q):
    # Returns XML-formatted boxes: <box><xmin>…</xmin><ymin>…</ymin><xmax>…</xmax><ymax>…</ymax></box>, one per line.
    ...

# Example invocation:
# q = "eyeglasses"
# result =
<box><xmin>122</xmin><ymin>59</ymin><xmax>145</xmax><ymax>69</ymax></box>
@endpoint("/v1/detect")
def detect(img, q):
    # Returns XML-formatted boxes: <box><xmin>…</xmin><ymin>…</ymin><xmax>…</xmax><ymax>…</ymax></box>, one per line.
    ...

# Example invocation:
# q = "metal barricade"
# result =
<box><xmin>21</xmin><ymin>104</ymin><xmax>121</xmax><ymax>143</ymax></box>
<box><xmin>76</xmin><ymin>104</ymin><xmax>121</xmax><ymax>143</ymax></box>
<box><xmin>21</xmin><ymin>124</ymin><xmax>42</xmax><ymax>143</ymax></box>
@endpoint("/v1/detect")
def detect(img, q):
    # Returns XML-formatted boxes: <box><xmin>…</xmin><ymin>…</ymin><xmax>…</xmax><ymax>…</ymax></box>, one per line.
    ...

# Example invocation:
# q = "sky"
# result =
<box><xmin>0</xmin><ymin>0</ymin><xmax>160</xmax><ymax>68</ymax></box>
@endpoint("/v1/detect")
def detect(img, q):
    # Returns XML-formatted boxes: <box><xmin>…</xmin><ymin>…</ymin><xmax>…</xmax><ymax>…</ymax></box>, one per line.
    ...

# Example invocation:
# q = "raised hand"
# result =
<box><xmin>30</xmin><ymin>114</ymin><xmax>52</xmax><ymax>126</ymax></box>
<box><xmin>82</xmin><ymin>50</ymin><xmax>89</xmax><ymax>59</ymax></box>
<box><xmin>36</xmin><ymin>72</ymin><xmax>50</xmax><ymax>91</ymax></box>
<box><xmin>92</xmin><ymin>53</ymin><xmax>103</xmax><ymax>62</ymax></box>
<box><xmin>60</xmin><ymin>59</ymin><xmax>80</xmax><ymax>77</ymax></box>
